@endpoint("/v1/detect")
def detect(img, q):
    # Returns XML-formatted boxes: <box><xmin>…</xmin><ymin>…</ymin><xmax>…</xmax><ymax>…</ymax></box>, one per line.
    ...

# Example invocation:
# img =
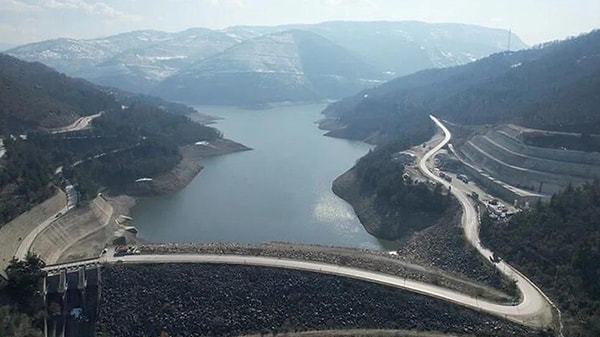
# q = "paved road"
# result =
<box><xmin>421</xmin><ymin>116</ymin><xmax>559</xmax><ymax>332</ymax></box>
<box><xmin>15</xmin><ymin>205</ymin><xmax>68</xmax><ymax>260</ymax></box>
<box><xmin>40</xmin><ymin>115</ymin><xmax>560</xmax><ymax>332</ymax></box>
<box><xmin>51</xmin><ymin>112</ymin><xmax>103</xmax><ymax>134</ymax></box>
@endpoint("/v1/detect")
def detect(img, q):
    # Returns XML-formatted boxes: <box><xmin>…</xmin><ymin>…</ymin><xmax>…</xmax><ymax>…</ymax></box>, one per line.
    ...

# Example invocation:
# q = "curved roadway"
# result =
<box><xmin>51</xmin><ymin>112</ymin><xmax>103</xmax><ymax>134</ymax></box>
<box><xmin>422</xmin><ymin>116</ymin><xmax>559</xmax><ymax>332</ymax></box>
<box><xmin>15</xmin><ymin>205</ymin><xmax>68</xmax><ymax>260</ymax></box>
<box><xmin>42</xmin><ymin>115</ymin><xmax>560</xmax><ymax>332</ymax></box>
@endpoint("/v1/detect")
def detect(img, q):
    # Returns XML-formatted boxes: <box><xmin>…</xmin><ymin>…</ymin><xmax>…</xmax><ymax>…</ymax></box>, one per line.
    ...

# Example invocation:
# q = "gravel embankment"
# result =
<box><xmin>98</xmin><ymin>264</ymin><xmax>550</xmax><ymax>337</ymax></box>
<box><xmin>139</xmin><ymin>243</ymin><xmax>511</xmax><ymax>302</ymax></box>
<box><xmin>394</xmin><ymin>206</ymin><xmax>514</xmax><ymax>296</ymax></box>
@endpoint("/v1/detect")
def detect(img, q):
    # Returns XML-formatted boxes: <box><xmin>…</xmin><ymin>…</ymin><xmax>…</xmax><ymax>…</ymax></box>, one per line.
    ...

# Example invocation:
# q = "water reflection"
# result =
<box><xmin>132</xmin><ymin>104</ymin><xmax>395</xmax><ymax>250</ymax></box>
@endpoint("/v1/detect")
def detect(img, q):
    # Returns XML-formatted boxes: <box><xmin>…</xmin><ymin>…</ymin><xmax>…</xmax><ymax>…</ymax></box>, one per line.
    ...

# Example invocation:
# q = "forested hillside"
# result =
<box><xmin>332</xmin><ymin>120</ymin><xmax>451</xmax><ymax>240</ymax></box>
<box><xmin>323</xmin><ymin>30</ymin><xmax>600</xmax><ymax>142</ymax></box>
<box><xmin>482</xmin><ymin>182</ymin><xmax>600</xmax><ymax>336</ymax></box>
<box><xmin>0</xmin><ymin>57</ymin><xmax>222</xmax><ymax>225</ymax></box>
<box><xmin>0</xmin><ymin>54</ymin><xmax>118</xmax><ymax>133</ymax></box>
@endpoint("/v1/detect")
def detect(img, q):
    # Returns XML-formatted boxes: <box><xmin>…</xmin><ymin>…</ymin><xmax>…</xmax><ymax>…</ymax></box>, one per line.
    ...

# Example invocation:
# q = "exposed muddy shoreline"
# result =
<box><xmin>56</xmin><ymin>138</ymin><xmax>251</xmax><ymax>261</ymax></box>
<box><xmin>117</xmin><ymin>138</ymin><xmax>251</xmax><ymax>196</ymax></box>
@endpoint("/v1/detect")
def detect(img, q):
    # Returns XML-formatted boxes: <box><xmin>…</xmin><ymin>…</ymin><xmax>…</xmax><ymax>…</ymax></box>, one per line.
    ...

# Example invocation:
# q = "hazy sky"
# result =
<box><xmin>1</xmin><ymin>0</ymin><xmax>599</xmax><ymax>46</ymax></box>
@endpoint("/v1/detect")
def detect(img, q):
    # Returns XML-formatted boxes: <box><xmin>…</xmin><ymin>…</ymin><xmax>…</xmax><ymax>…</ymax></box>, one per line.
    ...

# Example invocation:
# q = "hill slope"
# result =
<box><xmin>322</xmin><ymin>30</ymin><xmax>600</xmax><ymax>142</ymax></box>
<box><xmin>7</xmin><ymin>30</ymin><xmax>238</xmax><ymax>93</ymax></box>
<box><xmin>0</xmin><ymin>54</ymin><xmax>118</xmax><ymax>133</ymax></box>
<box><xmin>0</xmin><ymin>56</ymin><xmax>224</xmax><ymax>226</ymax></box>
<box><xmin>227</xmin><ymin>21</ymin><xmax>527</xmax><ymax>77</ymax></box>
<box><xmin>156</xmin><ymin>30</ymin><xmax>378</xmax><ymax>105</ymax></box>
<box><xmin>7</xmin><ymin>21</ymin><xmax>525</xmax><ymax>105</ymax></box>
<box><xmin>482</xmin><ymin>182</ymin><xmax>600</xmax><ymax>336</ymax></box>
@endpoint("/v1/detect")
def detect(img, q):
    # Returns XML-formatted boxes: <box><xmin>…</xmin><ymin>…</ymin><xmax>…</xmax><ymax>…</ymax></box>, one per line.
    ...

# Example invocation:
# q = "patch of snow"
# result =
<box><xmin>143</xmin><ymin>55</ymin><xmax>187</xmax><ymax>61</ymax></box>
<box><xmin>511</xmin><ymin>62</ymin><xmax>522</xmax><ymax>68</ymax></box>
<box><xmin>359</xmin><ymin>78</ymin><xmax>384</xmax><ymax>84</ymax></box>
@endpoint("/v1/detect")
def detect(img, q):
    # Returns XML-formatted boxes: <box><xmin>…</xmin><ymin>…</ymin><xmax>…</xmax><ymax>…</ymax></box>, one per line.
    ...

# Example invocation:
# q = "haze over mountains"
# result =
<box><xmin>322</xmin><ymin>29</ymin><xmax>600</xmax><ymax>143</ymax></box>
<box><xmin>7</xmin><ymin>21</ymin><xmax>526</xmax><ymax>105</ymax></box>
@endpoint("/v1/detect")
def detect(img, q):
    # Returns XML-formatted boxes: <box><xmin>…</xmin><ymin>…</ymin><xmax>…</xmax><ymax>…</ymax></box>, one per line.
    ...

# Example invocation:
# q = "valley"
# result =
<box><xmin>1</xmin><ymin>15</ymin><xmax>599</xmax><ymax>337</ymax></box>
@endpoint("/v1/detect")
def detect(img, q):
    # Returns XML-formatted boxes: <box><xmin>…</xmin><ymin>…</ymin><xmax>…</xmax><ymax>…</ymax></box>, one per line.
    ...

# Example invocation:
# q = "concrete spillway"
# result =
<box><xmin>45</xmin><ymin>266</ymin><xmax>99</xmax><ymax>337</ymax></box>
<box><xmin>31</xmin><ymin>196</ymin><xmax>113</xmax><ymax>265</ymax></box>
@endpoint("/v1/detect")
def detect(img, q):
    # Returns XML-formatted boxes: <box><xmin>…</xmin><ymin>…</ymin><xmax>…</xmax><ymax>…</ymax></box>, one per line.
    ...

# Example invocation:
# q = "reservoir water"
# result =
<box><xmin>132</xmin><ymin>104</ymin><xmax>392</xmax><ymax>250</ymax></box>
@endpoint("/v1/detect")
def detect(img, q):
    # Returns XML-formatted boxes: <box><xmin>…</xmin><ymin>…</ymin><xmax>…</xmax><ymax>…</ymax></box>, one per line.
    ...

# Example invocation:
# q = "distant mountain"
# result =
<box><xmin>7</xmin><ymin>31</ymin><xmax>172</xmax><ymax>74</ymax></box>
<box><xmin>7</xmin><ymin>29</ymin><xmax>238</xmax><ymax>93</ymax></box>
<box><xmin>322</xmin><ymin>30</ymin><xmax>600</xmax><ymax>143</ymax></box>
<box><xmin>0</xmin><ymin>43</ymin><xmax>16</xmax><ymax>52</ymax></box>
<box><xmin>156</xmin><ymin>30</ymin><xmax>378</xmax><ymax>105</ymax></box>
<box><xmin>7</xmin><ymin>21</ymin><xmax>526</xmax><ymax>105</ymax></box>
<box><xmin>227</xmin><ymin>21</ymin><xmax>527</xmax><ymax>77</ymax></box>
<box><xmin>0</xmin><ymin>53</ymin><xmax>207</xmax><ymax>134</ymax></box>
<box><xmin>89</xmin><ymin>28</ymin><xmax>239</xmax><ymax>92</ymax></box>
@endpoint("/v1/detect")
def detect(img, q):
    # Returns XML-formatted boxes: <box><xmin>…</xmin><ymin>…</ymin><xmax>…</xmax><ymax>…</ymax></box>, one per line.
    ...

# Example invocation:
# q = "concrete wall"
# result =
<box><xmin>477</xmin><ymin>133</ymin><xmax>600</xmax><ymax>179</ymax></box>
<box><xmin>30</xmin><ymin>195</ymin><xmax>114</xmax><ymax>265</ymax></box>
<box><xmin>459</xmin><ymin>159</ymin><xmax>544</xmax><ymax>206</ymax></box>
<box><xmin>458</xmin><ymin>125</ymin><xmax>596</xmax><ymax>195</ymax></box>
<box><xmin>460</xmin><ymin>142</ymin><xmax>571</xmax><ymax>194</ymax></box>
<box><xmin>499</xmin><ymin>125</ymin><xmax>600</xmax><ymax>166</ymax></box>
<box><xmin>0</xmin><ymin>190</ymin><xmax>66</xmax><ymax>272</ymax></box>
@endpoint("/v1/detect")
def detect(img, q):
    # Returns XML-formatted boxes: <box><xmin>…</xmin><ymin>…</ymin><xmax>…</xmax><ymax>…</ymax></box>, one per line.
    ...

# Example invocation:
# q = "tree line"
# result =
<box><xmin>350</xmin><ymin>124</ymin><xmax>451</xmax><ymax>240</ymax></box>
<box><xmin>481</xmin><ymin>182</ymin><xmax>600</xmax><ymax>337</ymax></box>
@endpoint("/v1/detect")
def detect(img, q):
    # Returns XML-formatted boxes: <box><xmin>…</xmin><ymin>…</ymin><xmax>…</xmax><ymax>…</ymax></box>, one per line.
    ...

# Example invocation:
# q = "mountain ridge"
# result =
<box><xmin>7</xmin><ymin>21</ymin><xmax>526</xmax><ymax>105</ymax></box>
<box><xmin>321</xmin><ymin>29</ymin><xmax>600</xmax><ymax>143</ymax></box>
<box><xmin>155</xmin><ymin>29</ymin><xmax>379</xmax><ymax>105</ymax></box>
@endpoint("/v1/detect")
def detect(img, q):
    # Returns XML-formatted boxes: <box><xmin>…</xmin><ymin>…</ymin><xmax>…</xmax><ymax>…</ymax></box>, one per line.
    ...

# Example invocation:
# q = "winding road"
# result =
<box><xmin>51</xmin><ymin>112</ymin><xmax>103</xmax><ymax>134</ymax></box>
<box><xmin>422</xmin><ymin>116</ymin><xmax>560</xmax><ymax>333</ymax></box>
<box><xmin>40</xmin><ymin>115</ymin><xmax>559</xmax><ymax>332</ymax></box>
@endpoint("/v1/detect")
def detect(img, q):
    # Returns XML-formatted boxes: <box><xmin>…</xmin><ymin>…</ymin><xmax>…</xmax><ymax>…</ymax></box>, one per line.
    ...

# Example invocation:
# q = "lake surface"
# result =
<box><xmin>132</xmin><ymin>104</ymin><xmax>393</xmax><ymax>250</ymax></box>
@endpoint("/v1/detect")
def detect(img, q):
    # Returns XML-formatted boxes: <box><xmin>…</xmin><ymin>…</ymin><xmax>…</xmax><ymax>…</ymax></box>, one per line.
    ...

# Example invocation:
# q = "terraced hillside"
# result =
<box><xmin>457</xmin><ymin>124</ymin><xmax>600</xmax><ymax>195</ymax></box>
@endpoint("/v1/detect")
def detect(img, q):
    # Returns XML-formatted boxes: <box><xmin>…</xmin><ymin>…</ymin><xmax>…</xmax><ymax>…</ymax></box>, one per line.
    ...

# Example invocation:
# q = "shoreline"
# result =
<box><xmin>331</xmin><ymin>168</ymin><xmax>383</xmax><ymax>238</ymax></box>
<box><xmin>54</xmin><ymin>137</ymin><xmax>251</xmax><ymax>262</ymax></box>
<box><xmin>116</xmin><ymin>138</ymin><xmax>251</xmax><ymax>197</ymax></box>
<box><xmin>331</xmin><ymin>166</ymin><xmax>515</xmax><ymax>295</ymax></box>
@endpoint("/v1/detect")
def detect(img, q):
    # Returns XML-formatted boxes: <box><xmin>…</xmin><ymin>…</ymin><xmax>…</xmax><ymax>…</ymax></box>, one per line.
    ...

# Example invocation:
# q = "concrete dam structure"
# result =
<box><xmin>45</xmin><ymin>264</ymin><xmax>100</xmax><ymax>337</ymax></box>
